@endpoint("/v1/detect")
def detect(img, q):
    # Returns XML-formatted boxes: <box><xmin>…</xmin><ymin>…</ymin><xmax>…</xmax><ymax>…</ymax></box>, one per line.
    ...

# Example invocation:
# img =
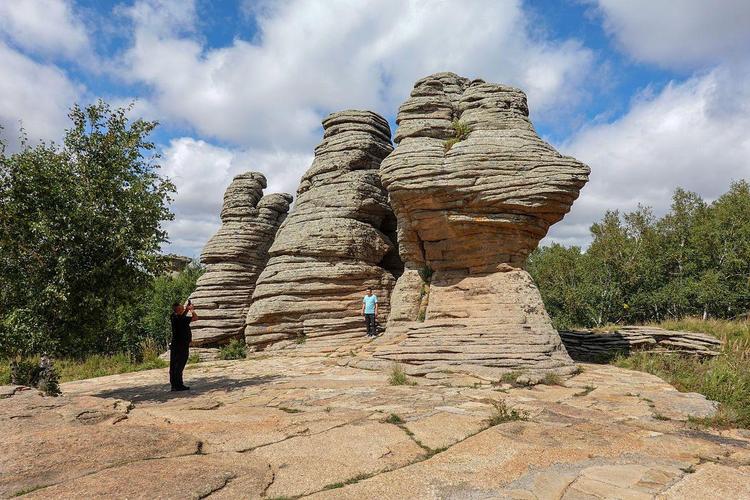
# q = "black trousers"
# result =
<box><xmin>169</xmin><ymin>342</ymin><xmax>189</xmax><ymax>388</ymax></box>
<box><xmin>364</xmin><ymin>313</ymin><xmax>376</xmax><ymax>336</ymax></box>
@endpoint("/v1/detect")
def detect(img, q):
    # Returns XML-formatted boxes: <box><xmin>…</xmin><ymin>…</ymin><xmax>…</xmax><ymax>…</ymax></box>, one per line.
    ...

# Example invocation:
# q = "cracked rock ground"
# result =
<box><xmin>2</xmin><ymin>357</ymin><xmax>749</xmax><ymax>499</ymax></box>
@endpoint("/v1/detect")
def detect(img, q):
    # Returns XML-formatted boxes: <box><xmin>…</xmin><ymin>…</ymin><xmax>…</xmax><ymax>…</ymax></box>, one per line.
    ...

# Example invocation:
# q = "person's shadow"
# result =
<box><xmin>85</xmin><ymin>374</ymin><xmax>280</xmax><ymax>404</ymax></box>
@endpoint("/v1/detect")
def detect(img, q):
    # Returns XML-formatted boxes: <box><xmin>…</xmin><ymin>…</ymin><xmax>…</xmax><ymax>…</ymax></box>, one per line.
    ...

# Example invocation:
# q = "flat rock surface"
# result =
<box><xmin>2</xmin><ymin>357</ymin><xmax>748</xmax><ymax>499</ymax></box>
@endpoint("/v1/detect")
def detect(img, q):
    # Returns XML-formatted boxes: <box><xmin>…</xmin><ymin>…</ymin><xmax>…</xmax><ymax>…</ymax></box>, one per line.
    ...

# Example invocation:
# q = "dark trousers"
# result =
<box><xmin>364</xmin><ymin>313</ymin><xmax>376</xmax><ymax>337</ymax></box>
<box><xmin>169</xmin><ymin>342</ymin><xmax>189</xmax><ymax>388</ymax></box>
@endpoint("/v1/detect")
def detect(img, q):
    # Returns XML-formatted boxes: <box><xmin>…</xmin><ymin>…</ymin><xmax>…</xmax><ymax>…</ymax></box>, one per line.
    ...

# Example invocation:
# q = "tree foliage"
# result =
<box><xmin>529</xmin><ymin>181</ymin><xmax>750</xmax><ymax>328</ymax></box>
<box><xmin>0</xmin><ymin>101</ymin><xmax>176</xmax><ymax>357</ymax></box>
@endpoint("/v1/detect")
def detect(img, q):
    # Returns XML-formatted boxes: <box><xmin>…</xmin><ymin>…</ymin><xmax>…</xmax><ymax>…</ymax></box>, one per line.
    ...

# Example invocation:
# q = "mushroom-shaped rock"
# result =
<box><xmin>244</xmin><ymin>110</ymin><xmax>401</xmax><ymax>353</ymax></box>
<box><xmin>368</xmin><ymin>72</ymin><xmax>590</xmax><ymax>380</ymax></box>
<box><xmin>189</xmin><ymin>172</ymin><xmax>292</xmax><ymax>346</ymax></box>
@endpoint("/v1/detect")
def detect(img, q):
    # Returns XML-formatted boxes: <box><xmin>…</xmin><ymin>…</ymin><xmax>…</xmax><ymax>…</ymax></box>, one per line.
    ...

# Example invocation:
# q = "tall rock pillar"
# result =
<box><xmin>370</xmin><ymin>72</ymin><xmax>590</xmax><ymax>381</ymax></box>
<box><xmin>189</xmin><ymin>172</ymin><xmax>292</xmax><ymax>346</ymax></box>
<box><xmin>245</xmin><ymin>110</ymin><xmax>401</xmax><ymax>353</ymax></box>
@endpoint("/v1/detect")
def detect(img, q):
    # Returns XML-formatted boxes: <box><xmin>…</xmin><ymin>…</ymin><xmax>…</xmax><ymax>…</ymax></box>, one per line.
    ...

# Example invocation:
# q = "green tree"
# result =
<box><xmin>0</xmin><ymin>101</ymin><xmax>175</xmax><ymax>357</ymax></box>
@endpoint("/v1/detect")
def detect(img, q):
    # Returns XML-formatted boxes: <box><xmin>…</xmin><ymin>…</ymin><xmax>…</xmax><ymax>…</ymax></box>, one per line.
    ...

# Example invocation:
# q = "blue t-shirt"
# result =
<box><xmin>363</xmin><ymin>294</ymin><xmax>378</xmax><ymax>314</ymax></box>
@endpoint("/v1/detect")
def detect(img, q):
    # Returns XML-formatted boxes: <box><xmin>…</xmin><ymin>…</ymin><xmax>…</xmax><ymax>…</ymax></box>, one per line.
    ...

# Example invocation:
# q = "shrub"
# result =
<box><xmin>10</xmin><ymin>357</ymin><xmax>40</xmax><ymax>386</ymax></box>
<box><xmin>218</xmin><ymin>338</ymin><xmax>247</xmax><ymax>360</ymax></box>
<box><xmin>36</xmin><ymin>356</ymin><xmax>61</xmax><ymax>396</ymax></box>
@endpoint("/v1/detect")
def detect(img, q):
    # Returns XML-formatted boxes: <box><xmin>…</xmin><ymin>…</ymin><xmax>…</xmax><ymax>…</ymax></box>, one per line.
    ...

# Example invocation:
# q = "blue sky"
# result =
<box><xmin>1</xmin><ymin>0</ymin><xmax>749</xmax><ymax>257</ymax></box>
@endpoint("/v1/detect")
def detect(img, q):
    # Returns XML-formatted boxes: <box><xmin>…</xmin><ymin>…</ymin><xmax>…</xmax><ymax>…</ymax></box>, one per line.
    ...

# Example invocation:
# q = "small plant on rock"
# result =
<box><xmin>389</xmin><ymin>364</ymin><xmax>415</xmax><ymax>386</ymax></box>
<box><xmin>573</xmin><ymin>385</ymin><xmax>596</xmax><ymax>397</ymax></box>
<box><xmin>443</xmin><ymin>119</ymin><xmax>472</xmax><ymax>152</ymax></box>
<box><xmin>499</xmin><ymin>370</ymin><xmax>523</xmax><ymax>385</ymax></box>
<box><xmin>385</xmin><ymin>413</ymin><xmax>405</xmax><ymax>424</ymax></box>
<box><xmin>540</xmin><ymin>373</ymin><xmax>563</xmax><ymax>386</ymax></box>
<box><xmin>486</xmin><ymin>400</ymin><xmax>529</xmax><ymax>426</ymax></box>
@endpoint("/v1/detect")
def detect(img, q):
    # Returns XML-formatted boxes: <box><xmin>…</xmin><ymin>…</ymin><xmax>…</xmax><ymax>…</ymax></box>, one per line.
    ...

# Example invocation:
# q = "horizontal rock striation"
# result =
<box><xmin>189</xmin><ymin>172</ymin><xmax>292</xmax><ymax>346</ymax></box>
<box><xmin>366</xmin><ymin>72</ymin><xmax>590</xmax><ymax>381</ymax></box>
<box><xmin>560</xmin><ymin>326</ymin><xmax>723</xmax><ymax>359</ymax></box>
<box><xmin>244</xmin><ymin>110</ymin><xmax>401</xmax><ymax>353</ymax></box>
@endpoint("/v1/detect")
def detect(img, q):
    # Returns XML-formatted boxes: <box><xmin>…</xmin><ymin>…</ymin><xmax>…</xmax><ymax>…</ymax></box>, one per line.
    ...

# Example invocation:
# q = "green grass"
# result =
<box><xmin>218</xmin><ymin>338</ymin><xmax>246</xmax><ymax>360</ymax></box>
<box><xmin>187</xmin><ymin>353</ymin><xmax>201</xmax><ymax>364</ymax></box>
<box><xmin>485</xmin><ymin>400</ymin><xmax>529</xmax><ymax>426</ymax></box>
<box><xmin>56</xmin><ymin>353</ymin><xmax>167</xmax><ymax>382</ymax></box>
<box><xmin>11</xmin><ymin>485</ymin><xmax>48</xmax><ymax>497</ymax></box>
<box><xmin>540</xmin><ymin>373</ymin><xmax>563</xmax><ymax>386</ymax></box>
<box><xmin>613</xmin><ymin>318</ymin><xmax>750</xmax><ymax>428</ymax></box>
<box><xmin>323</xmin><ymin>472</ymin><xmax>374</xmax><ymax>490</ymax></box>
<box><xmin>443</xmin><ymin>119</ymin><xmax>472</xmax><ymax>152</ymax></box>
<box><xmin>388</xmin><ymin>364</ymin><xmax>416</xmax><ymax>386</ymax></box>
<box><xmin>573</xmin><ymin>385</ymin><xmax>596</xmax><ymax>397</ymax></box>
<box><xmin>384</xmin><ymin>413</ymin><xmax>404</xmax><ymax>424</ymax></box>
<box><xmin>1</xmin><ymin>349</ymin><xmax>168</xmax><ymax>386</ymax></box>
<box><xmin>499</xmin><ymin>370</ymin><xmax>523</xmax><ymax>384</ymax></box>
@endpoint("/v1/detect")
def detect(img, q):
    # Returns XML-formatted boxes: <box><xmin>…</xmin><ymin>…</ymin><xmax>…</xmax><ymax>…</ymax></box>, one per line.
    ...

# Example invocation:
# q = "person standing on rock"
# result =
<box><xmin>361</xmin><ymin>288</ymin><xmax>378</xmax><ymax>337</ymax></box>
<box><xmin>169</xmin><ymin>301</ymin><xmax>198</xmax><ymax>391</ymax></box>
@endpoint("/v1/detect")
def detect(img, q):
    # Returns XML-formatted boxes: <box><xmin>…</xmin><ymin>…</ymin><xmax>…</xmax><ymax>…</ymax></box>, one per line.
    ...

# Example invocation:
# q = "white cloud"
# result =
<box><xmin>160</xmin><ymin>137</ymin><xmax>310</xmax><ymax>256</ymax></box>
<box><xmin>119</xmin><ymin>0</ymin><xmax>595</xmax><ymax>150</ymax></box>
<box><xmin>0</xmin><ymin>0</ymin><xmax>90</xmax><ymax>60</ymax></box>
<box><xmin>590</xmin><ymin>0</ymin><xmax>750</xmax><ymax>69</ymax></box>
<box><xmin>0</xmin><ymin>41</ymin><xmax>82</xmax><ymax>148</ymax></box>
<box><xmin>119</xmin><ymin>0</ymin><xmax>597</xmax><ymax>256</ymax></box>
<box><xmin>547</xmin><ymin>63</ymin><xmax>750</xmax><ymax>247</ymax></box>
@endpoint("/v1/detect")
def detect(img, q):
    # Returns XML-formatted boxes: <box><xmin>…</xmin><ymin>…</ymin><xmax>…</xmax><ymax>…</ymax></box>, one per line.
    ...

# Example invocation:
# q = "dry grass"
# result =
<box><xmin>614</xmin><ymin>317</ymin><xmax>750</xmax><ymax>428</ymax></box>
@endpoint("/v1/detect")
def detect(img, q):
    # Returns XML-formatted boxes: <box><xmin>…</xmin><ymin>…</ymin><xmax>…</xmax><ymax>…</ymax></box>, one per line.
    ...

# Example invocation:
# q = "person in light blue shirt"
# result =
<box><xmin>361</xmin><ymin>288</ymin><xmax>378</xmax><ymax>337</ymax></box>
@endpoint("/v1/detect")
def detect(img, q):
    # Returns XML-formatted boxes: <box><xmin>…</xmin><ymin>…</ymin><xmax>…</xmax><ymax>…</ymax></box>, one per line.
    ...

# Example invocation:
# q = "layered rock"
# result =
<box><xmin>189</xmin><ymin>172</ymin><xmax>292</xmax><ymax>346</ymax></box>
<box><xmin>244</xmin><ymin>111</ymin><xmax>400</xmax><ymax>352</ymax></box>
<box><xmin>561</xmin><ymin>326</ymin><xmax>723</xmax><ymax>359</ymax></box>
<box><xmin>368</xmin><ymin>72</ymin><xmax>590</xmax><ymax>381</ymax></box>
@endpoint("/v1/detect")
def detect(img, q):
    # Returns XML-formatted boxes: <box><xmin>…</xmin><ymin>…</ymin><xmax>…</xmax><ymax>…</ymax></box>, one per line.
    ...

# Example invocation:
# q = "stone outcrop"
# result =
<box><xmin>244</xmin><ymin>111</ymin><xmax>401</xmax><ymax>353</ymax></box>
<box><xmin>366</xmin><ymin>72</ymin><xmax>590</xmax><ymax>381</ymax></box>
<box><xmin>560</xmin><ymin>326</ymin><xmax>723</xmax><ymax>359</ymax></box>
<box><xmin>189</xmin><ymin>172</ymin><xmax>292</xmax><ymax>346</ymax></box>
<box><xmin>5</xmin><ymin>357</ymin><xmax>746</xmax><ymax>499</ymax></box>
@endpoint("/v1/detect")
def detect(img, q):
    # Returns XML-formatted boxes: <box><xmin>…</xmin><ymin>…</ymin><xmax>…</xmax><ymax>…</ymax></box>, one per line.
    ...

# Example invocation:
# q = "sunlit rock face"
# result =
<box><xmin>244</xmin><ymin>110</ymin><xmax>402</xmax><ymax>353</ymax></box>
<box><xmin>189</xmin><ymin>172</ymin><xmax>292</xmax><ymax>347</ymax></box>
<box><xmin>369</xmin><ymin>72</ymin><xmax>590</xmax><ymax>381</ymax></box>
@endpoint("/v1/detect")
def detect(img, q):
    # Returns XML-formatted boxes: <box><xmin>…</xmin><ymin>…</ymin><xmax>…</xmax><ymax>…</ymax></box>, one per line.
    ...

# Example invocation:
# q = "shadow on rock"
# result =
<box><xmin>83</xmin><ymin>375</ymin><xmax>280</xmax><ymax>404</ymax></box>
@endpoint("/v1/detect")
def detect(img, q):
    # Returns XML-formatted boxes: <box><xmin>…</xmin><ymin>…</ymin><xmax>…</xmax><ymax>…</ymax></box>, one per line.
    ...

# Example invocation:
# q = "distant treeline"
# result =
<box><xmin>528</xmin><ymin>181</ymin><xmax>750</xmax><ymax>329</ymax></box>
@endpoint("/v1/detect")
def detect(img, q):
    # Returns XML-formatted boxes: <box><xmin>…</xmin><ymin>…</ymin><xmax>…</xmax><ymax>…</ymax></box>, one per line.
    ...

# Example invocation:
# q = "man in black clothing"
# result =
<box><xmin>169</xmin><ymin>301</ymin><xmax>198</xmax><ymax>391</ymax></box>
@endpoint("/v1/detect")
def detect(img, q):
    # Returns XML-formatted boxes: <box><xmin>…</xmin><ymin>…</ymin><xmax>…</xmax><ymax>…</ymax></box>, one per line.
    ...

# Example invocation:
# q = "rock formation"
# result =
<box><xmin>244</xmin><ymin>111</ymin><xmax>401</xmax><ymax>353</ymax></box>
<box><xmin>366</xmin><ymin>72</ymin><xmax>590</xmax><ymax>381</ymax></box>
<box><xmin>560</xmin><ymin>326</ymin><xmax>723</xmax><ymax>359</ymax></box>
<box><xmin>189</xmin><ymin>172</ymin><xmax>292</xmax><ymax>346</ymax></box>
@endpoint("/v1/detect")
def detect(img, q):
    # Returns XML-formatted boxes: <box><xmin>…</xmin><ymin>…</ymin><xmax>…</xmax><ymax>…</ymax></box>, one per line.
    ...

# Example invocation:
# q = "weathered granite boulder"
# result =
<box><xmin>244</xmin><ymin>111</ymin><xmax>401</xmax><ymax>353</ymax></box>
<box><xmin>189</xmin><ymin>172</ymin><xmax>292</xmax><ymax>346</ymax></box>
<box><xmin>366</xmin><ymin>72</ymin><xmax>590</xmax><ymax>381</ymax></box>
